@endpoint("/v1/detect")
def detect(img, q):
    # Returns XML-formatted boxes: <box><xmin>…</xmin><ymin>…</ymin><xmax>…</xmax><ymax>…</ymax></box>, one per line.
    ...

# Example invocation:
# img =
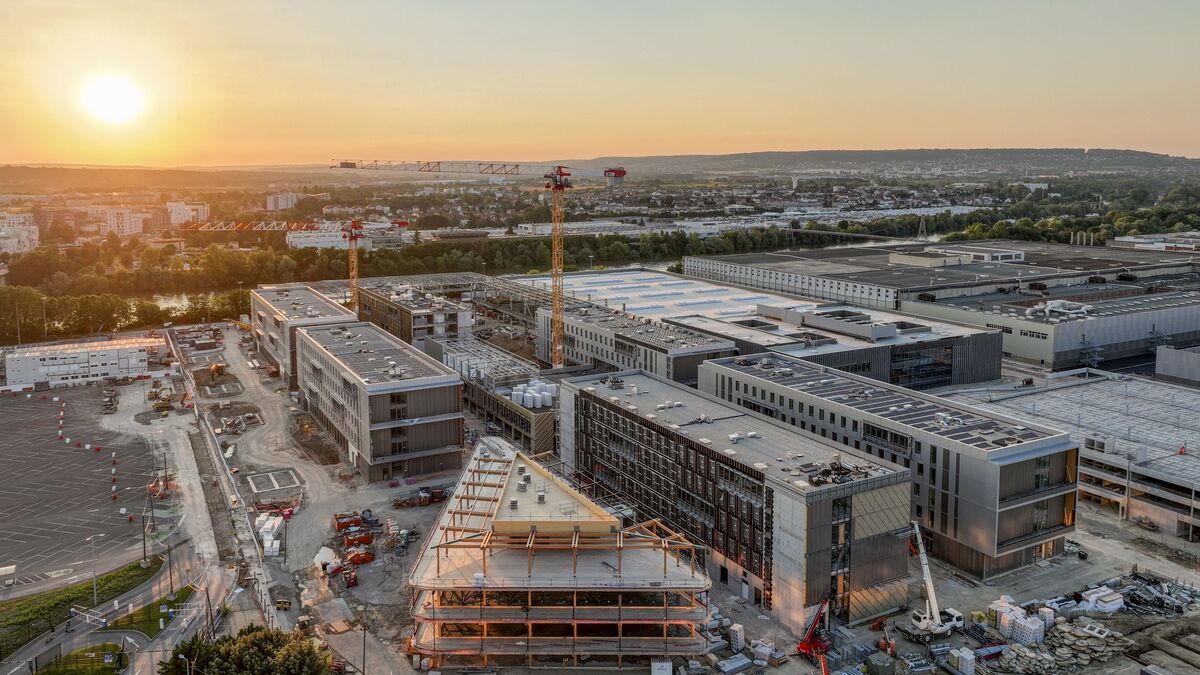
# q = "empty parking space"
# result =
<box><xmin>0</xmin><ymin>388</ymin><xmax>156</xmax><ymax>590</ymax></box>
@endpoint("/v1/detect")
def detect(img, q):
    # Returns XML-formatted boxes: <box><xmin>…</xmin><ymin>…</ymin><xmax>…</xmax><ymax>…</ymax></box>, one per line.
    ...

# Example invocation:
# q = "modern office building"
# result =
<box><xmin>5</xmin><ymin>337</ymin><xmax>166</xmax><ymax>388</ymax></box>
<box><xmin>295</xmin><ymin>322</ymin><xmax>465</xmax><ymax>482</ymax></box>
<box><xmin>668</xmin><ymin>304</ymin><xmax>1000</xmax><ymax>390</ymax></box>
<box><xmin>559</xmin><ymin>371</ymin><xmax>911</xmax><ymax>633</ymax></box>
<box><xmin>685</xmin><ymin>241</ymin><xmax>1200</xmax><ymax>369</ymax></box>
<box><xmin>426</xmin><ymin>337</ymin><xmax>558</xmax><ymax>456</ymax></box>
<box><xmin>1156</xmin><ymin>345</ymin><xmax>1200</xmax><ymax>387</ymax></box>
<box><xmin>943</xmin><ymin>372</ymin><xmax>1200</xmax><ymax>541</ymax></box>
<box><xmin>698</xmin><ymin>353</ymin><xmax>1078</xmax><ymax>580</ymax></box>
<box><xmin>250</xmin><ymin>285</ymin><xmax>356</xmax><ymax>387</ymax></box>
<box><xmin>358</xmin><ymin>283</ymin><xmax>473</xmax><ymax>352</ymax></box>
<box><xmin>537</xmin><ymin>305</ymin><xmax>736</xmax><ymax>383</ymax></box>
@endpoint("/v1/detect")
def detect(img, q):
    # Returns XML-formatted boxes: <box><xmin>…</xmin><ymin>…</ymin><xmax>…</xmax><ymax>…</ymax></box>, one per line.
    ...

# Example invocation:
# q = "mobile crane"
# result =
<box><xmin>897</xmin><ymin>520</ymin><xmax>964</xmax><ymax>643</ymax></box>
<box><xmin>796</xmin><ymin>595</ymin><xmax>832</xmax><ymax>661</ymax></box>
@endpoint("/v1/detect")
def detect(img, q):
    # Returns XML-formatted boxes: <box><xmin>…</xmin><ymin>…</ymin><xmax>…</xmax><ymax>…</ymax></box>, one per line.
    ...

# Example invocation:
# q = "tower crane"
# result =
<box><xmin>342</xmin><ymin>218</ymin><xmax>409</xmax><ymax>310</ymax></box>
<box><xmin>332</xmin><ymin>159</ymin><xmax>627</xmax><ymax>368</ymax></box>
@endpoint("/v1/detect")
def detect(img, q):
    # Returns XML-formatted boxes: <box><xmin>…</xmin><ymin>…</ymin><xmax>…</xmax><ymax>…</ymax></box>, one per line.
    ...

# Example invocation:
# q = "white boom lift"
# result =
<box><xmin>908</xmin><ymin>520</ymin><xmax>964</xmax><ymax>640</ymax></box>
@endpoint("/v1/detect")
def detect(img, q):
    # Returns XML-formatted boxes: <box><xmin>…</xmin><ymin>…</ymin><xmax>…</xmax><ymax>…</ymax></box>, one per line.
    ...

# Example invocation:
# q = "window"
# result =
<box><xmin>1020</xmin><ymin>329</ymin><xmax>1049</xmax><ymax>340</ymax></box>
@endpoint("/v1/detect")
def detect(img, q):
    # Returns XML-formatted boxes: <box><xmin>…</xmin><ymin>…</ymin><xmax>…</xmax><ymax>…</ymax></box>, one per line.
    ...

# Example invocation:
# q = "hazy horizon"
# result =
<box><xmin>3</xmin><ymin>0</ymin><xmax>1199</xmax><ymax>166</ymax></box>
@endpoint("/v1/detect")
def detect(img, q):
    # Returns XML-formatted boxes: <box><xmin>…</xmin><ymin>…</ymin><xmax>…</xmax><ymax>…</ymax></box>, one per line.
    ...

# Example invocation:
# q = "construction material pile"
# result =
<box><xmin>991</xmin><ymin>618</ymin><xmax>1132</xmax><ymax>673</ymax></box>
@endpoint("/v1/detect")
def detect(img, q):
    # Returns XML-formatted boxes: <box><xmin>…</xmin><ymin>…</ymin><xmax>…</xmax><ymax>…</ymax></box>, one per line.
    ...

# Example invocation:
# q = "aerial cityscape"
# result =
<box><xmin>2</xmin><ymin>2</ymin><xmax>1200</xmax><ymax>675</ymax></box>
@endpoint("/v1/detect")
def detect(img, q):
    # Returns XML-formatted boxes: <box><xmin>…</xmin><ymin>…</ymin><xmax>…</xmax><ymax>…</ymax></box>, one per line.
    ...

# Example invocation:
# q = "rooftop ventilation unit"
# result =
<box><xmin>517</xmin><ymin>481</ymin><xmax>527</xmax><ymax>492</ymax></box>
<box><xmin>509</xmin><ymin>499</ymin><xmax>519</xmax><ymax>510</ymax></box>
<box><xmin>537</xmin><ymin>491</ymin><xmax>546</xmax><ymax>504</ymax></box>
<box><xmin>523</xmin><ymin>473</ymin><xmax>532</xmax><ymax>484</ymax></box>
<box><xmin>517</xmin><ymin>466</ymin><xmax>525</xmax><ymax>475</ymax></box>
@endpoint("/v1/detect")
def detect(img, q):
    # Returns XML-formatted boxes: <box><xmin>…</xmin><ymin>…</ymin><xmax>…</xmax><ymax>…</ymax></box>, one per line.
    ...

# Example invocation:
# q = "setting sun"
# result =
<box><xmin>80</xmin><ymin>73</ymin><xmax>145</xmax><ymax>125</ymax></box>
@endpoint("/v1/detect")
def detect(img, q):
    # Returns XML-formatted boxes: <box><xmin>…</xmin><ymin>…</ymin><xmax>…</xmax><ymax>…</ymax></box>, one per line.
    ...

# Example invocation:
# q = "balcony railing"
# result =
<box><xmin>411</xmin><ymin>635</ymin><xmax>709</xmax><ymax>656</ymax></box>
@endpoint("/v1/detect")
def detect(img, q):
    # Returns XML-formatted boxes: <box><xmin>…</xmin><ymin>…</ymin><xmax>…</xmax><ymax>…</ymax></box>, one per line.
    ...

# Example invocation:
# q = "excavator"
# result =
<box><xmin>897</xmin><ymin>520</ymin><xmax>964</xmax><ymax>643</ymax></box>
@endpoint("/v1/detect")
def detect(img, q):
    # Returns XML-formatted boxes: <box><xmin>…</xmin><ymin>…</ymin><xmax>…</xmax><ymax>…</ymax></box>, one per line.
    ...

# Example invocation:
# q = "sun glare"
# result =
<box><xmin>80</xmin><ymin>74</ymin><xmax>145</xmax><ymax>125</ymax></box>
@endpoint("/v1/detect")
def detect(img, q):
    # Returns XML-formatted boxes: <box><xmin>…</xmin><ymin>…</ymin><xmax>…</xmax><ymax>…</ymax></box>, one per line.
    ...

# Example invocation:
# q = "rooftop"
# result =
<box><xmin>668</xmin><ymin>303</ymin><xmax>985</xmax><ymax>356</ymax></box>
<box><xmin>358</xmin><ymin>281</ymin><xmax>471</xmax><ymax>313</ymax></box>
<box><xmin>253</xmin><ymin>285</ymin><xmax>355</xmax><ymax>321</ymax></box>
<box><xmin>705</xmin><ymin>353</ymin><xmax>1059</xmax><ymax>451</ymax></box>
<box><xmin>699</xmin><ymin>240</ymin><xmax>1200</xmax><ymax>292</ymax></box>
<box><xmin>562</xmin><ymin>304</ymin><xmax>735</xmax><ymax>351</ymax></box>
<box><xmin>410</xmin><ymin>437</ymin><xmax>707</xmax><ymax>590</ymax></box>
<box><xmin>566</xmin><ymin>371</ymin><xmax>902</xmax><ymax>495</ymax></box>
<box><xmin>934</xmin><ymin>276</ymin><xmax>1200</xmax><ymax>324</ymax></box>
<box><xmin>943</xmin><ymin>373</ymin><xmax>1200</xmax><ymax>488</ymax></box>
<box><xmin>521</xmin><ymin>269</ymin><xmax>812</xmax><ymax>321</ymax></box>
<box><xmin>429</xmin><ymin>336</ymin><xmax>540</xmax><ymax>389</ymax></box>
<box><xmin>297</xmin><ymin>321</ymin><xmax>455</xmax><ymax>386</ymax></box>
<box><xmin>9</xmin><ymin>336</ymin><xmax>163</xmax><ymax>357</ymax></box>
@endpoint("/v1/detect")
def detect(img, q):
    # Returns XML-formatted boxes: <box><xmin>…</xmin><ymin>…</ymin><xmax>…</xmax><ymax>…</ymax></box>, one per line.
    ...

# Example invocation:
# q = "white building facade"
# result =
<box><xmin>0</xmin><ymin>212</ymin><xmax>38</xmax><ymax>254</ymax></box>
<box><xmin>5</xmin><ymin>337</ymin><xmax>165</xmax><ymax>387</ymax></box>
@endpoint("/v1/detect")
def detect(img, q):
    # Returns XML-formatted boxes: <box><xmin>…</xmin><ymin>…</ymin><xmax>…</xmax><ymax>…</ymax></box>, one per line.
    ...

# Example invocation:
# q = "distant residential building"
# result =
<box><xmin>0</xmin><ymin>212</ymin><xmax>39</xmax><ymax>253</ymax></box>
<box><xmin>100</xmin><ymin>208</ymin><xmax>144</xmax><ymax>238</ymax></box>
<box><xmin>165</xmin><ymin>201</ymin><xmax>210</xmax><ymax>226</ymax></box>
<box><xmin>5</xmin><ymin>337</ymin><xmax>166</xmax><ymax>388</ymax></box>
<box><xmin>266</xmin><ymin>192</ymin><xmax>301</xmax><ymax>211</ymax></box>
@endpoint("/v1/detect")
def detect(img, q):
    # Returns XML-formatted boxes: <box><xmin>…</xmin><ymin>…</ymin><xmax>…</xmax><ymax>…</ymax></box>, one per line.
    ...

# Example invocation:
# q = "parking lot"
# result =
<box><xmin>0</xmin><ymin>387</ymin><xmax>156</xmax><ymax>594</ymax></box>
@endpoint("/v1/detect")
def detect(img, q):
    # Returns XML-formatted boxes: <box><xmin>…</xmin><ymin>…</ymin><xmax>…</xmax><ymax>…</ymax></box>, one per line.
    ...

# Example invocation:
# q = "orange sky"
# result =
<box><xmin>2</xmin><ymin>1</ymin><xmax>1198</xmax><ymax>166</ymax></box>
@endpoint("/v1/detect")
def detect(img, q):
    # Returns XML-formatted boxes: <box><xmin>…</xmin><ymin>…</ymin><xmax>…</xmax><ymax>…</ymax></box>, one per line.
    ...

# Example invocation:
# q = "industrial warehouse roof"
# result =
<box><xmin>699</xmin><ymin>240</ymin><xmax>1200</xmax><ymax>292</ymax></box>
<box><xmin>518</xmin><ymin>269</ymin><xmax>816</xmax><ymax>320</ymax></box>
<box><xmin>253</xmin><ymin>285</ymin><xmax>355</xmax><ymax>321</ymax></box>
<box><xmin>933</xmin><ymin>276</ymin><xmax>1200</xmax><ymax>325</ymax></box>
<box><xmin>565</xmin><ymin>371</ymin><xmax>902</xmax><ymax>495</ymax></box>
<box><xmin>410</xmin><ymin>437</ymin><xmax>708</xmax><ymax>591</ymax></box>
<box><xmin>704</xmin><ymin>353</ymin><xmax>1061</xmax><ymax>451</ymax></box>
<box><xmin>943</xmin><ymin>373</ymin><xmax>1200</xmax><ymax>488</ymax></box>
<box><xmin>297</xmin><ymin>322</ymin><xmax>455</xmax><ymax>386</ymax></box>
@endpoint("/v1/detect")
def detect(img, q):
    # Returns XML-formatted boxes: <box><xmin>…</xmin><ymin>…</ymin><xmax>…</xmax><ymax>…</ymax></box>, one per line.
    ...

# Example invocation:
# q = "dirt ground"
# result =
<box><xmin>290</xmin><ymin>411</ymin><xmax>342</xmax><ymax>466</ymax></box>
<box><xmin>190</xmin><ymin>365</ymin><xmax>240</xmax><ymax>388</ymax></box>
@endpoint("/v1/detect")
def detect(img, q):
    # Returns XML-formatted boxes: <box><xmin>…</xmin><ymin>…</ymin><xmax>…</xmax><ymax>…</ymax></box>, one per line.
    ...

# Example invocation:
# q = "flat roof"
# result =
<box><xmin>253</xmin><ymin>285</ymin><xmax>355</xmax><ymax>321</ymax></box>
<box><xmin>669</xmin><ymin>303</ymin><xmax>984</xmax><ymax>356</ymax></box>
<box><xmin>699</xmin><ymin>240</ymin><xmax>1199</xmax><ymax>291</ymax></box>
<box><xmin>297</xmin><ymin>321</ymin><xmax>455</xmax><ymax>386</ymax></box>
<box><xmin>9</xmin><ymin>336</ymin><xmax>162</xmax><ymax>357</ymax></box>
<box><xmin>705</xmin><ymin>353</ymin><xmax>1060</xmax><ymax>451</ymax></box>
<box><xmin>943</xmin><ymin>373</ymin><xmax>1200</xmax><ymax>488</ymax></box>
<box><xmin>521</xmin><ymin>269</ymin><xmax>816</xmax><ymax>321</ymax></box>
<box><xmin>935</xmin><ymin>278</ymin><xmax>1200</xmax><ymax>324</ymax></box>
<box><xmin>566</xmin><ymin>371</ymin><xmax>902</xmax><ymax>495</ymax></box>
<box><xmin>559</xmin><ymin>305</ymin><xmax>734</xmax><ymax>351</ymax></box>
<box><xmin>358</xmin><ymin>281</ymin><xmax>471</xmax><ymax>313</ymax></box>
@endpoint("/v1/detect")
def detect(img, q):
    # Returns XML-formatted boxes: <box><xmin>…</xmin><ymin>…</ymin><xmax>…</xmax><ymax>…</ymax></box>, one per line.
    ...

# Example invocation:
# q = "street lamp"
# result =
<box><xmin>178</xmin><ymin>654</ymin><xmax>192</xmax><ymax>675</ymax></box>
<box><xmin>85</xmin><ymin>534</ymin><xmax>107</xmax><ymax>606</ymax></box>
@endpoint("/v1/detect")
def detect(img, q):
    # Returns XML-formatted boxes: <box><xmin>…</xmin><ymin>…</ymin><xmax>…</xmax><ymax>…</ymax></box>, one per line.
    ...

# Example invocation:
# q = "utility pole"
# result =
<box><xmin>361</xmin><ymin>626</ymin><xmax>368</xmax><ymax>675</ymax></box>
<box><xmin>166</xmin><ymin>545</ymin><xmax>176</xmax><ymax>601</ymax></box>
<box><xmin>85</xmin><ymin>534</ymin><xmax>106</xmax><ymax>606</ymax></box>
<box><xmin>141</xmin><ymin>514</ymin><xmax>148</xmax><ymax>565</ymax></box>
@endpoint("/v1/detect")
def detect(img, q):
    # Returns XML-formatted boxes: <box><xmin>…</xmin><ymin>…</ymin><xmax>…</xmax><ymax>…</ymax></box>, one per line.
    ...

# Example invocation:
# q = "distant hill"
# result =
<box><xmin>567</xmin><ymin>148</ymin><xmax>1200</xmax><ymax>176</ymax></box>
<box><xmin>3</xmin><ymin>148</ymin><xmax>1198</xmax><ymax>191</ymax></box>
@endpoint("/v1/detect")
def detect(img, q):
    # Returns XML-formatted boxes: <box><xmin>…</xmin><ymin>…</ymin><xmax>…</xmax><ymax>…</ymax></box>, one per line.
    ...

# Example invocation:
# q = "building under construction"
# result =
<box><xmin>357</xmin><ymin>282</ymin><xmax>473</xmax><ymax>352</ymax></box>
<box><xmin>408</xmin><ymin>437</ymin><xmax>710</xmax><ymax>670</ymax></box>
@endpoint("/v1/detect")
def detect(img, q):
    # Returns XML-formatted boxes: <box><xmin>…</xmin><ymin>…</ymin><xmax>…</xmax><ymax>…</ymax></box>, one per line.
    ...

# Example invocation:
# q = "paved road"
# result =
<box><xmin>3</xmin><ymin>540</ymin><xmax>197</xmax><ymax>675</ymax></box>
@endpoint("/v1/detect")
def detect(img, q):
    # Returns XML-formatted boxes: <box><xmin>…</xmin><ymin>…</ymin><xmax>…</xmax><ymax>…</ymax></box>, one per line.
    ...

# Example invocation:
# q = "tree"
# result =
<box><xmin>158</xmin><ymin>626</ymin><xmax>327</xmax><ymax>675</ymax></box>
<box><xmin>413</xmin><ymin>214</ymin><xmax>450</xmax><ymax>230</ymax></box>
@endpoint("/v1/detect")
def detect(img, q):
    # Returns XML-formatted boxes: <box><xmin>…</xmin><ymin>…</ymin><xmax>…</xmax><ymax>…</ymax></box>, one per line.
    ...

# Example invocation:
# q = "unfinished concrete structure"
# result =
<box><xmin>944</xmin><ymin>371</ymin><xmax>1200</xmax><ymax>541</ymax></box>
<box><xmin>357</xmin><ymin>283</ymin><xmax>472</xmax><ymax>352</ymax></box>
<box><xmin>426</xmin><ymin>337</ymin><xmax>558</xmax><ymax>456</ymax></box>
<box><xmin>295</xmin><ymin>321</ymin><xmax>464</xmax><ymax>482</ymax></box>
<box><xmin>408</xmin><ymin>437</ymin><xmax>710</xmax><ymax>669</ymax></box>
<box><xmin>699</xmin><ymin>353</ymin><xmax>1078</xmax><ymax>580</ymax></box>
<box><xmin>559</xmin><ymin>371</ymin><xmax>910</xmax><ymax>634</ymax></box>
<box><xmin>250</xmin><ymin>285</ymin><xmax>355</xmax><ymax>387</ymax></box>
